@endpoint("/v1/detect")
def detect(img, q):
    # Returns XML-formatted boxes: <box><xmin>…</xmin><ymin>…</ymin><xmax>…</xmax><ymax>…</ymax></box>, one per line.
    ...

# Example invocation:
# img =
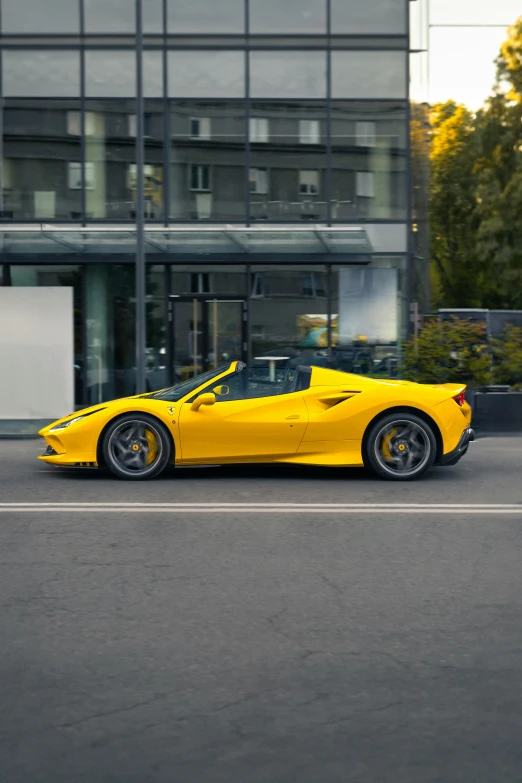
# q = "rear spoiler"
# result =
<box><xmin>430</xmin><ymin>383</ymin><xmax>467</xmax><ymax>405</ymax></box>
<box><xmin>431</xmin><ymin>383</ymin><xmax>466</xmax><ymax>394</ymax></box>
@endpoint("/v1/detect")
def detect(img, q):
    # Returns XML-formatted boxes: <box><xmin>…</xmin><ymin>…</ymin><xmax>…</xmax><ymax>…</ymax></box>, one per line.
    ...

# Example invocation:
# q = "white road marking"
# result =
<box><xmin>0</xmin><ymin>502</ymin><xmax>522</xmax><ymax>515</ymax></box>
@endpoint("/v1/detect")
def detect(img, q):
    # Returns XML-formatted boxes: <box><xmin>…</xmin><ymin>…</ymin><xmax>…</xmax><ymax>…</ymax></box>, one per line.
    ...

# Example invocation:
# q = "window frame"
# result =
<box><xmin>190</xmin><ymin>117</ymin><xmax>211</xmax><ymax>140</ymax></box>
<box><xmin>299</xmin><ymin>119</ymin><xmax>320</xmax><ymax>145</ymax></box>
<box><xmin>299</xmin><ymin>169</ymin><xmax>320</xmax><ymax>197</ymax></box>
<box><xmin>249</xmin><ymin>168</ymin><xmax>269</xmax><ymax>196</ymax></box>
<box><xmin>189</xmin><ymin>163</ymin><xmax>212</xmax><ymax>192</ymax></box>
<box><xmin>356</xmin><ymin>170</ymin><xmax>375</xmax><ymax>199</ymax></box>
<box><xmin>249</xmin><ymin>117</ymin><xmax>269</xmax><ymax>144</ymax></box>
<box><xmin>68</xmin><ymin>161</ymin><xmax>95</xmax><ymax>191</ymax></box>
<box><xmin>355</xmin><ymin>121</ymin><xmax>377</xmax><ymax>148</ymax></box>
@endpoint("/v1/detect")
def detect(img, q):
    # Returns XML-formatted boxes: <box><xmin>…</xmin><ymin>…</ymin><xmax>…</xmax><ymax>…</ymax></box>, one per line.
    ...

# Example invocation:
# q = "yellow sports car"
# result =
<box><xmin>39</xmin><ymin>361</ymin><xmax>474</xmax><ymax>481</ymax></box>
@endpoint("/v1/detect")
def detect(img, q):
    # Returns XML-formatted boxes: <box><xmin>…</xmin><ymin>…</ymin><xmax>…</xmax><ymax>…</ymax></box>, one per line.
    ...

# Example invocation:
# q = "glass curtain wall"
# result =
<box><xmin>1</xmin><ymin>7</ymin><xmax>409</xmax><ymax>225</ymax></box>
<box><xmin>0</xmin><ymin>0</ymin><xmax>413</xmax><ymax>401</ymax></box>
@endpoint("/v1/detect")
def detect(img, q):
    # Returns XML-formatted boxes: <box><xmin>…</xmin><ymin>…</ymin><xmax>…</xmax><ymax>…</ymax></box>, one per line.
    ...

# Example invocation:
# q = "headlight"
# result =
<box><xmin>49</xmin><ymin>415</ymin><xmax>88</xmax><ymax>432</ymax></box>
<box><xmin>49</xmin><ymin>408</ymin><xmax>105</xmax><ymax>433</ymax></box>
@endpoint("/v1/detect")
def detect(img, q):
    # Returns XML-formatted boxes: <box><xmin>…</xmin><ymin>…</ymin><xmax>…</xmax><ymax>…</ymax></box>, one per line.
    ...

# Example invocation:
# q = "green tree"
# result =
<box><xmin>402</xmin><ymin>318</ymin><xmax>492</xmax><ymax>386</ymax></box>
<box><xmin>473</xmin><ymin>18</ymin><xmax>522</xmax><ymax>308</ymax></box>
<box><xmin>429</xmin><ymin>17</ymin><xmax>522</xmax><ymax>311</ymax></box>
<box><xmin>429</xmin><ymin>102</ymin><xmax>482</xmax><ymax>308</ymax></box>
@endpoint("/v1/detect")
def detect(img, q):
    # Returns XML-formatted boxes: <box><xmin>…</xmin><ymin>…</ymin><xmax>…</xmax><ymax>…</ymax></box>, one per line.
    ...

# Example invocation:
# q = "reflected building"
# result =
<box><xmin>0</xmin><ymin>0</ymin><xmax>427</xmax><ymax>409</ymax></box>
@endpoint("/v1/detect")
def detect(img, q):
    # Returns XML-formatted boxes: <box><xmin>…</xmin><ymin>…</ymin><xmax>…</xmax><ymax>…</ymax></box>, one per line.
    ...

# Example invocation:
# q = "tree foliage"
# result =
<box><xmin>403</xmin><ymin>318</ymin><xmax>522</xmax><ymax>389</ymax></box>
<box><xmin>430</xmin><ymin>17</ymin><xmax>522</xmax><ymax>310</ymax></box>
<box><xmin>491</xmin><ymin>325</ymin><xmax>522</xmax><ymax>386</ymax></box>
<box><xmin>402</xmin><ymin>318</ymin><xmax>492</xmax><ymax>386</ymax></box>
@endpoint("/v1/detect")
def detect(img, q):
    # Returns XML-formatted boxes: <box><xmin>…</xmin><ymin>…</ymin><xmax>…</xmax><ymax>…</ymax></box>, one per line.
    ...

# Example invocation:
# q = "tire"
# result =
<box><xmin>364</xmin><ymin>412</ymin><xmax>436</xmax><ymax>481</ymax></box>
<box><xmin>102</xmin><ymin>413</ymin><xmax>172</xmax><ymax>480</ymax></box>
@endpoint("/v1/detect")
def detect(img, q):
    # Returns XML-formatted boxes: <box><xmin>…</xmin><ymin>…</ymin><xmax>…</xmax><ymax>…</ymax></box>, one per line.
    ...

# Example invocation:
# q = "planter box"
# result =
<box><xmin>471</xmin><ymin>392</ymin><xmax>522</xmax><ymax>432</ymax></box>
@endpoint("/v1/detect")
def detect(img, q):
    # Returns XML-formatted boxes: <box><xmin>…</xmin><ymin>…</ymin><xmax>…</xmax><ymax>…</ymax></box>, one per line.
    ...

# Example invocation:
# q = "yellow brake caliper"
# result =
<box><xmin>145</xmin><ymin>429</ymin><xmax>158</xmax><ymax>465</ymax></box>
<box><xmin>381</xmin><ymin>428</ymin><xmax>397</xmax><ymax>463</ymax></box>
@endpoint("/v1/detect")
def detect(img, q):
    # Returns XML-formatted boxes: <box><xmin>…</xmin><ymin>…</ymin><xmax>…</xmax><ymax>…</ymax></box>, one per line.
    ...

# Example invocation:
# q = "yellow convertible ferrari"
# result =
<box><xmin>39</xmin><ymin>361</ymin><xmax>474</xmax><ymax>481</ymax></box>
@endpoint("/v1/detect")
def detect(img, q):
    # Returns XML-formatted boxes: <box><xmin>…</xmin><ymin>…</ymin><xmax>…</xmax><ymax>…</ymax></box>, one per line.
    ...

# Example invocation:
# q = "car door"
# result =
<box><xmin>178</xmin><ymin>388</ymin><xmax>309</xmax><ymax>463</ymax></box>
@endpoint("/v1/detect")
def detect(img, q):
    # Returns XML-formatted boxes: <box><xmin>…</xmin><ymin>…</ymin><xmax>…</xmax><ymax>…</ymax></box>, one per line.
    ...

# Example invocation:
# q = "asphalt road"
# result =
<box><xmin>1</xmin><ymin>437</ymin><xmax>522</xmax><ymax>783</ymax></box>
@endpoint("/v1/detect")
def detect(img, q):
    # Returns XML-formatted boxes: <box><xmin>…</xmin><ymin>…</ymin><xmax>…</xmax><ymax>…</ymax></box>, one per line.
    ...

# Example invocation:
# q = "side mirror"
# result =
<box><xmin>190</xmin><ymin>392</ymin><xmax>216</xmax><ymax>412</ymax></box>
<box><xmin>213</xmin><ymin>384</ymin><xmax>230</xmax><ymax>397</ymax></box>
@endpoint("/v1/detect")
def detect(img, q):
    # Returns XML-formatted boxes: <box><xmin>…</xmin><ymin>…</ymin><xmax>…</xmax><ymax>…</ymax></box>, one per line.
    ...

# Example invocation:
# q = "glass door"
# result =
<box><xmin>168</xmin><ymin>296</ymin><xmax>246</xmax><ymax>384</ymax></box>
<box><xmin>207</xmin><ymin>299</ymin><xmax>246</xmax><ymax>370</ymax></box>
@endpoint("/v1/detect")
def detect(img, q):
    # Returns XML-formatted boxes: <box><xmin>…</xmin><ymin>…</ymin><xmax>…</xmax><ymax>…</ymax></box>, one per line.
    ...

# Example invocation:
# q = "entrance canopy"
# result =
<box><xmin>0</xmin><ymin>224</ymin><xmax>376</xmax><ymax>262</ymax></box>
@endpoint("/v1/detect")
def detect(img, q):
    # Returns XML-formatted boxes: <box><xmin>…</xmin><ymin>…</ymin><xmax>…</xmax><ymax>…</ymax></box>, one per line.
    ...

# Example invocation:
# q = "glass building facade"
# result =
<box><xmin>0</xmin><ymin>0</ymin><xmax>426</xmax><ymax>409</ymax></box>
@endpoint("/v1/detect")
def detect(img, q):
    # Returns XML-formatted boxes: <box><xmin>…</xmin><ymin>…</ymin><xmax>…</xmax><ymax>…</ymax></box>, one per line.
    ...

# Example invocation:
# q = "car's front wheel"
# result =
<box><xmin>102</xmin><ymin>414</ymin><xmax>172</xmax><ymax>480</ymax></box>
<box><xmin>364</xmin><ymin>412</ymin><xmax>436</xmax><ymax>481</ymax></box>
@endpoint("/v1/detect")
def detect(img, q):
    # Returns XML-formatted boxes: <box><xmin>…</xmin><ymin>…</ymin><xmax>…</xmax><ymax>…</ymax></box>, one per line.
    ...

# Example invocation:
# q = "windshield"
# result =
<box><xmin>150</xmin><ymin>364</ymin><xmax>232</xmax><ymax>402</ymax></box>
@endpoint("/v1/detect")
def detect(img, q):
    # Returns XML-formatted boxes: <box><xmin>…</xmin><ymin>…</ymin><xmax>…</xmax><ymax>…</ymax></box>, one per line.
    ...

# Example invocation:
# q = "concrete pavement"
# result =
<box><xmin>1</xmin><ymin>438</ymin><xmax>522</xmax><ymax>782</ymax></box>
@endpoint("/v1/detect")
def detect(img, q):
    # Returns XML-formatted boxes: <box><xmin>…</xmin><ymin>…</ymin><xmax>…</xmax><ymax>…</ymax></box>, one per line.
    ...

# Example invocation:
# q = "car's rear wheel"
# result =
<box><xmin>364</xmin><ymin>413</ymin><xmax>436</xmax><ymax>481</ymax></box>
<box><xmin>102</xmin><ymin>414</ymin><xmax>171</xmax><ymax>480</ymax></box>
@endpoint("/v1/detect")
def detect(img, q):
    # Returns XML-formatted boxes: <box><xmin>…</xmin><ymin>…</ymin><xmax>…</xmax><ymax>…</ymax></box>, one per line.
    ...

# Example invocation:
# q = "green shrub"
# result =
<box><xmin>402</xmin><ymin>318</ymin><xmax>493</xmax><ymax>386</ymax></box>
<box><xmin>491</xmin><ymin>325</ymin><xmax>522</xmax><ymax>387</ymax></box>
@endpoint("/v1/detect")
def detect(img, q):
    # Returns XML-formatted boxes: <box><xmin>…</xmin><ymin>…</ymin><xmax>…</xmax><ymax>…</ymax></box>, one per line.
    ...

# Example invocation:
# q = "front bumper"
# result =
<box><xmin>440</xmin><ymin>427</ymin><xmax>475</xmax><ymax>466</ymax></box>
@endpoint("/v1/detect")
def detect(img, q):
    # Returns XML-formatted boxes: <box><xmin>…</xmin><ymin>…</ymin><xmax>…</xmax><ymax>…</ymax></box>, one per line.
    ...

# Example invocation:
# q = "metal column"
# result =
<box><xmin>135</xmin><ymin>0</ymin><xmax>147</xmax><ymax>392</ymax></box>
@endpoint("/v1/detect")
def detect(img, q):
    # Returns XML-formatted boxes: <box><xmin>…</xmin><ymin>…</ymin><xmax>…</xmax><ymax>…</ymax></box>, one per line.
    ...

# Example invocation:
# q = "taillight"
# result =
<box><xmin>453</xmin><ymin>391</ymin><xmax>465</xmax><ymax>406</ymax></box>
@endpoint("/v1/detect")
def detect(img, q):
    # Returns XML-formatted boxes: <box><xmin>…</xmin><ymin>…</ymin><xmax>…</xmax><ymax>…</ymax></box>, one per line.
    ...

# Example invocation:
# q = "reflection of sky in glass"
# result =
<box><xmin>84</xmin><ymin>0</ymin><xmax>163</xmax><ymax>32</ymax></box>
<box><xmin>250</xmin><ymin>0</ymin><xmax>326</xmax><ymax>33</ymax></box>
<box><xmin>168</xmin><ymin>52</ymin><xmax>245</xmax><ymax>98</ymax></box>
<box><xmin>168</xmin><ymin>0</ymin><xmax>244</xmax><ymax>33</ymax></box>
<box><xmin>2</xmin><ymin>0</ymin><xmax>80</xmax><ymax>32</ymax></box>
<box><xmin>250</xmin><ymin>53</ymin><xmax>327</xmax><ymax>99</ymax></box>
<box><xmin>331</xmin><ymin>0</ymin><xmax>406</xmax><ymax>34</ymax></box>
<box><xmin>429</xmin><ymin>0</ymin><xmax>521</xmax><ymax>109</ymax></box>
<box><xmin>86</xmin><ymin>52</ymin><xmax>136</xmax><ymax>98</ymax></box>
<box><xmin>3</xmin><ymin>51</ymin><xmax>80</xmax><ymax>97</ymax></box>
<box><xmin>332</xmin><ymin>53</ymin><xmax>407</xmax><ymax>100</ymax></box>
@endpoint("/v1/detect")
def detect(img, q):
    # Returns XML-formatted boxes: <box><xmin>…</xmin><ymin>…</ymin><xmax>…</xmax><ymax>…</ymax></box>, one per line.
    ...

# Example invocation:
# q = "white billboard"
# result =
<box><xmin>338</xmin><ymin>267</ymin><xmax>398</xmax><ymax>345</ymax></box>
<box><xmin>0</xmin><ymin>287</ymin><xmax>74</xmax><ymax>420</ymax></box>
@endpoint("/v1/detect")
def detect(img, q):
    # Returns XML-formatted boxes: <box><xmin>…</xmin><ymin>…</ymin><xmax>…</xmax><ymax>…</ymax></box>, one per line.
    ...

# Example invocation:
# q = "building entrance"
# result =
<box><xmin>167</xmin><ymin>295</ymin><xmax>247</xmax><ymax>384</ymax></box>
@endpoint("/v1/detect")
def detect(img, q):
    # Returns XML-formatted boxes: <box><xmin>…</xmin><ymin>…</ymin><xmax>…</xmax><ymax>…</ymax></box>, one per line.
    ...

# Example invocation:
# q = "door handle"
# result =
<box><xmin>286</xmin><ymin>415</ymin><xmax>300</xmax><ymax>420</ymax></box>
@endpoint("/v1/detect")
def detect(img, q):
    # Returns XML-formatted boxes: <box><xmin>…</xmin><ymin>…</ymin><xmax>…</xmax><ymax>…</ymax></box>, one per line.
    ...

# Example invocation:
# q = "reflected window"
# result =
<box><xmin>299</xmin><ymin>120</ymin><xmax>320</xmax><ymax>144</ymax></box>
<box><xmin>356</xmin><ymin>121</ymin><xmax>376</xmax><ymax>147</ymax></box>
<box><xmin>128</xmin><ymin>115</ymin><xmax>138</xmax><ymax>137</ymax></box>
<box><xmin>356</xmin><ymin>171</ymin><xmax>375</xmax><ymax>199</ymax></box>
<box><xmin>249</xmin><ymin>101</ymin><xmax>327</xmax><ymax>222</ymax></box>
<box><xmin>250</xmin><ymin>118</ymin><xmax>269</xmax><ymax>144</ymax></box>
<box><xmin>250</xmin><ymin>267</ymin><xmax>329</xmax><ymax>359</ymax></box>
<box><xmin>168</xmin><ymin>0</ymin><xmax>244</xmax><ymax>32</ymax></box>
<box><xmin>170</xmin><ymin>100</ymin><xmax>246</xmax><ymax>221</ymax></box>
<box><xmin>86</xmin><ymin>52</ymin><xmax>136</xmax><ymax>98</ymax></box>
<box><xmin>331</xmin><ymin>0</ymin><xmax>407</xmax><ymax>34</ymax></box>
<box><xmin>1</xmin><ymin>0</ymin><xmax>80</xmax><ymax>33</ymax></box>
<box><xmin>332</xmin><ymin>52</ymin><xmax>407</xmax><ymax>99</ymax></box>
<box><xmin>249</xmin><ymin>169</ymin><xmax>269</xmax><ymax>195</ymax></box>
<box><xmin>302</xmin><ymin>273</ymin><xmax>326</xmax><ymax>298</ymax></box>
<box><xmin>190</xmin><ymin>164</ymin><xmax>211</xmax><ymax>192</ymax></box>
<box><xmin>2</xmin><ymin>99</ymin><xmax>83</xmax><ymax>220</ymax></box>
<box><xmin>251</xmin><ymin>272</ymin><xmax>267</xmax><ymax>298</ymax></box>
<box><xmin>299</xmin><ymin>170</ymin><xmax>319</xmax><ymax>196</ymax></box>
<box><xmin>2</xmin><ymin>51</ymin><xmax>80</xmax><ymax>98</ymax></box>
<box><xmin>250</xmin><ymin>52</ymin><xmax>326</xmax><ymax>99</ymax></box>
<box><xmin>190</xmin><ymin>118</ymin><xmax>211</xmax><ymax>140</ymax></box>
<box><xmin>190</xmin><ymin>273</ymin><xmax>211</xmax><ymax>294</ymax></box>
<box><xmin>81</xmin><ymin>99</ymin><xmax>164</xmax><ymax>221</ymax></box>
<box><xmin>127</xmin><ymin>113</ymin><xmax>155</xmax><ymax>138</ymax></box>
<box><xmin>84</xmin><ymin>0</ymin><xmax>135</xmax><ymax>32</ymax></box>
<box><xmin>67</xmin><ymin>111</ymin><xmax>97</xmax><ymax>137</ymax></box>
<box><xmin>68</xmin><ymin>162</ymin><xmax>95</xmax><ymax>191</ymax></box>
<box><xmin>249</xmin><ymin>0</ymin><xmax>326</xmax><ymax>33</ymax></box>
<box><xmin>168</xmin><ymin>52</ymin><xmax>244</xmax><ymax>99</ymax></box>
<box><xmin>330</xmin><ymin>101</ymin><xmax>407</xmax><ymax>221</ymax></box>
